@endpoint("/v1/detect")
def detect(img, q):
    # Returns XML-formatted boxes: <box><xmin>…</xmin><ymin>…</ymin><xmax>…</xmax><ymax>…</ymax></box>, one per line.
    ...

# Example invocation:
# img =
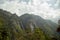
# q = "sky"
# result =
<box><xmin>0</xmin><ymin>0</ymin><xmax>60</xmax><ymax>23</ymax></box>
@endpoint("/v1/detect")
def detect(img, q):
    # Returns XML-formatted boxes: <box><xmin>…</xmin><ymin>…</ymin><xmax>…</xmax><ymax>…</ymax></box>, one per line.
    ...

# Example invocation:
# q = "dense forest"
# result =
<box><xmin>0</xmin><ymin>9</ymin><xmax>60</xmax><ymax>40</ymax></box>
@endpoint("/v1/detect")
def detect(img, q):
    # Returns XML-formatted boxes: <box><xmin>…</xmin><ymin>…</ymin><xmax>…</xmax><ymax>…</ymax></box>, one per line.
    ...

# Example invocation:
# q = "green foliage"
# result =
<box><xmin>16</xmin><ymin>27</ymin><xmax>49</xmax><ymax>40</ymax></box>
<box><xmin>0</xmin><ymin>9</ymin><xmax>59</xmax><ymax>40</ymax></box>
<box><xmin>0</xmin><ymin>28</ymin><xmax>10</xmax><ymax>40</ymax></box>
<box><xmin>33</xmin><ymin>28</ymin><xmax>46</xmax><ymax>40</ymax></box>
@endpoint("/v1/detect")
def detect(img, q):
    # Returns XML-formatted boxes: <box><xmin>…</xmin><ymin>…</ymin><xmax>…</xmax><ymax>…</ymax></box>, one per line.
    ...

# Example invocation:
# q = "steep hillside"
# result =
<box><xmin>19</xmin><ymin>14</ymin><xmax>58</xmax><ymax>37</ymax></box>
<box><xmin>0</xmin><ymin>9</ymin><xmax>23</xmax><ymax>40</ymax></box>
<box><xmin>0</xmin><ymin>9</ymin><xmax>59</xmax><ymax>40</ymax></box>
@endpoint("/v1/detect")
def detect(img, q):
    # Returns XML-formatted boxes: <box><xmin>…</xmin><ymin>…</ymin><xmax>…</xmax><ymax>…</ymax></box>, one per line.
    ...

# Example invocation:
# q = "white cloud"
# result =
<box><xmin>0</xmin><ymin>0</ymin><xmax>60</xmax><ymax>22</ymax></box>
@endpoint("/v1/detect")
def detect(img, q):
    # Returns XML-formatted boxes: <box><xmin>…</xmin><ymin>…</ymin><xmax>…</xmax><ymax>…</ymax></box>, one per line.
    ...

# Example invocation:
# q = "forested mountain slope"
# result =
<box><xmin>0</xmin><ymin>9</ymin><xmax>59</xmax><ymax>40</ymax></box>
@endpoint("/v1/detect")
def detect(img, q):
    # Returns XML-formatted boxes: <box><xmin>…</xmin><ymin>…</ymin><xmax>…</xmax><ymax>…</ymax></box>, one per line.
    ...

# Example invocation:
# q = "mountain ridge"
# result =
<box><xmin>0</xmin><ymin>9</ymin><xmax>59</xmax><ymax>40</ymax></box>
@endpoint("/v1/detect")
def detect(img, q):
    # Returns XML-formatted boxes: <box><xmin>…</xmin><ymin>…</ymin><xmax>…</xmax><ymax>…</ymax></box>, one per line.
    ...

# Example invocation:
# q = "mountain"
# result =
<box><xmin>19</xmin><ymin>13</ymin><xmax>58</xmax><ymax>37</ymax></box>
<box><xmin>0</xmin><ymin>9</ymin><xmax>23</xmax><ymax>40</ymax></box>
<box><xmin>0</xmin><ymin>9</ymin><xmax>59</xmax><ymax>40</ymax></box>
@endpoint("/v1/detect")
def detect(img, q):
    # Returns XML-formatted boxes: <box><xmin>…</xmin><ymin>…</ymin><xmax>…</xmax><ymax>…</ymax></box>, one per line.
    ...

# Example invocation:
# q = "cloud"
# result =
<box><xmin>48</xmin><ymin>0</ymin><xmax>60</xmax><ymax>9</ymax></box>
<box><xmin>0</xmin><ymin>0</ymin><xmax>60</xmax><ymax>22</ymax></box>
<box><xmin>0</xmin><ymin>0</ymin><xmax>6</xmax><ymax>4</ymax></box>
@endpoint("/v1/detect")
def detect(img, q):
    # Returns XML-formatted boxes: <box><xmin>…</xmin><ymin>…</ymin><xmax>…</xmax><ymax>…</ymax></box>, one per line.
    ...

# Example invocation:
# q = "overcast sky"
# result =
<box><xmin>0</xmin><ymin>0</ymin><xmax>60</xmax><ymax>22</ymax></box>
